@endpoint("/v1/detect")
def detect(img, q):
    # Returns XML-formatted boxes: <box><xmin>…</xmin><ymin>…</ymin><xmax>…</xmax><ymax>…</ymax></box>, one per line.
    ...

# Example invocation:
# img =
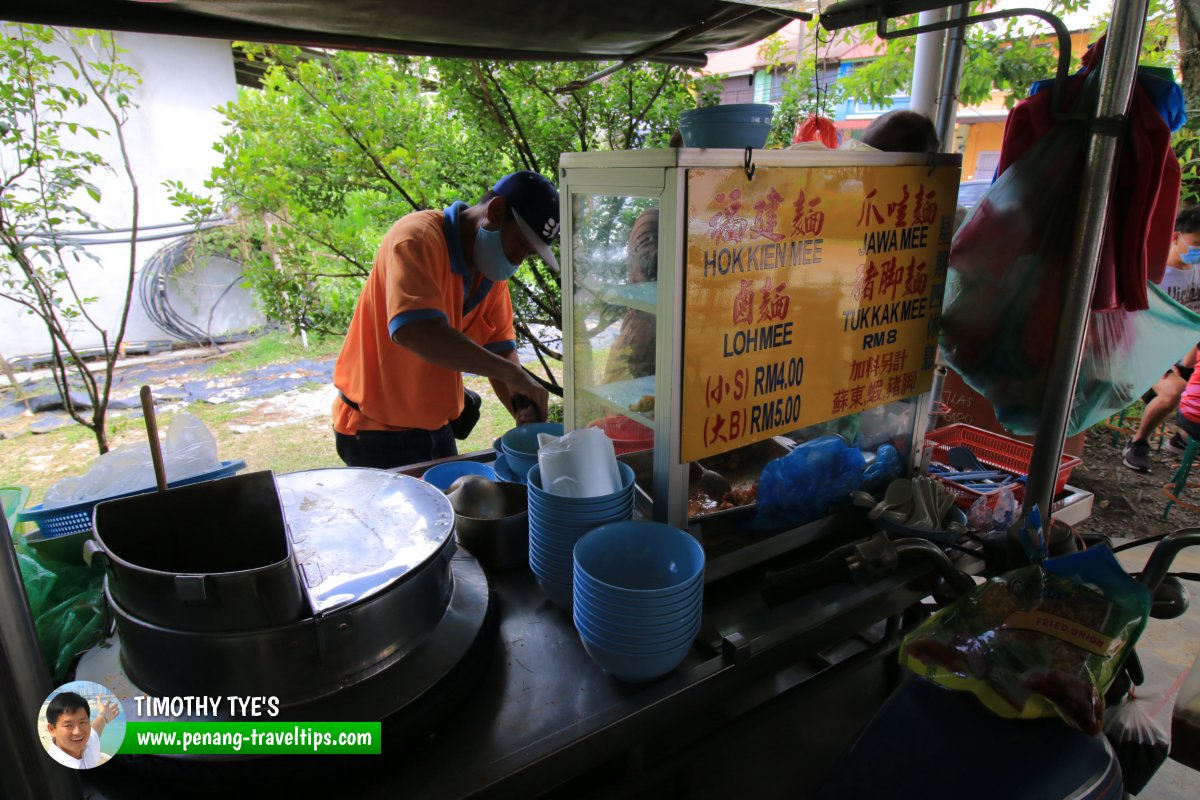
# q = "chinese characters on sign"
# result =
<box><xmin>682</xmin><ymin>162</ymin><xmax>960</xmax><ymax>462</ymax></box>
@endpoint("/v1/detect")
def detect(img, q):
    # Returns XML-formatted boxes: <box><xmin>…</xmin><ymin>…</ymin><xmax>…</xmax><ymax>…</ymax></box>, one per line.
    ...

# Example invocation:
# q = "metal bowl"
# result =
<box><xmin>455</xmin><ymin>482</ymin><xmax>529</xmax><ymax>571</ymax></box>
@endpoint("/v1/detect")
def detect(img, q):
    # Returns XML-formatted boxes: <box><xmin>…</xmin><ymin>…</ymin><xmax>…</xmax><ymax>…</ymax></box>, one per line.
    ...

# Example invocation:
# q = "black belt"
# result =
<box><xmin>338</xmin><ymin>391</ymin><xmax>361</xmax><ymax>412</ymax></box>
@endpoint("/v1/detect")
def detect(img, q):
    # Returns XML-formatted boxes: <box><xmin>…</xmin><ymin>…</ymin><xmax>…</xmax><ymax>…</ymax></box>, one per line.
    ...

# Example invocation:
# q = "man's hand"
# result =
<box><xmin>503</xmin><ymin>364</ymin><xmax>548</xmax><ymax>424</ymax></box>
<box><xmin>99</xmin><ymin>699</ymin><xmax>119</xmax><ymax>722</ymax></box>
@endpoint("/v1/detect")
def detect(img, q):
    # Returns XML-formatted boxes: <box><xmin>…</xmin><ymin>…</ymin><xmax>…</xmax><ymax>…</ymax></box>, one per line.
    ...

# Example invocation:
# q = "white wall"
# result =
<box><xmin>0</xmin><ymin>28</ymin><xmax>241</xmax><ymax>358</ymax></box>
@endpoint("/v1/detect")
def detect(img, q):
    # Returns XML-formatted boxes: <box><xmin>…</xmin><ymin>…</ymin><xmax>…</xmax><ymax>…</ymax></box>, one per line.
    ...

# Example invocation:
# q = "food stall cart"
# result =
<box><xmin>0</xmin><ymin>0</ymin><xmax>1163</xmax><ymax>797</ymax></box>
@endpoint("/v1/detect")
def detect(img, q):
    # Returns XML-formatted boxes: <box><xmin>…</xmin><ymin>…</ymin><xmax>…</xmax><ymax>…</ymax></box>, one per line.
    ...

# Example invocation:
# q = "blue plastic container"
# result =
<box><xmin>575</xmin><ymin>614</ymin><xmax>700</xmax><ymax>654</ymax></box>
<box><xmin>422</xmin><ymin>460</ymin><xmax>497</xmax><ymax>491</ymax></box>
<box><xmin>579</xmin><ymin>634</ymin><xmax>694</xmax><ymax>682</ymax></box>
<box><xmin>18</xmin><ymin>460</ymin><xmax>248</xmax><ymax>539</ymax></box>
<box><xmin>679</xmin><ymin>104</ymin><xmax>774</xmax><ymax>149</ymax></box>
<box><xmin>573</xmin><ymin>521</ymin><xmax>705</xmax><ymax>597</ymax></box>
<box><xmin>573</xmin><ymin>575</ymin><xmax>703</xmax><ymax>617</ymax></box>
<box><xmin>501</xmin><ymin>422</ymin><xmax>564</xmax><ymax>457</ymax></box>
<box><xmin>528</xmin><ymin>462</ymin><xmax>636</xmax><ymax>506</ymax></box>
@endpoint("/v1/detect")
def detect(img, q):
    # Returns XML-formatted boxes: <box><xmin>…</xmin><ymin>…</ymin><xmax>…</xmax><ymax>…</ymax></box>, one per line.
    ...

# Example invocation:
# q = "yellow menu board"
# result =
<box><xmin>681</xmin><ymin>163</ymin><xmax>960</xmax><ymax>462</ymax></box>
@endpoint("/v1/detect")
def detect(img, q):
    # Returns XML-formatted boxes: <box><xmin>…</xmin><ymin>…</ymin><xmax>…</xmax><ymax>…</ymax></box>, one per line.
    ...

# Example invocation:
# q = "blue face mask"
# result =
<box><xmin>1182</xmin><ymin>245</ymin><xmax>1200</xmax><ymax>266</ymax></box>
<box><xmin>474</xmin><ymin>224</ymin><xmax>520</xmax><ymax>281</ymax></box>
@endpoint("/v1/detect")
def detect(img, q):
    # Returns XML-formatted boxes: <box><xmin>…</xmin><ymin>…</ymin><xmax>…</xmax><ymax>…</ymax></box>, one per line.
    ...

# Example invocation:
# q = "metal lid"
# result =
<box><xmin>277</xmin><ymin>469</ymin><xmax>455</xmax><ymax>614</ymax></box>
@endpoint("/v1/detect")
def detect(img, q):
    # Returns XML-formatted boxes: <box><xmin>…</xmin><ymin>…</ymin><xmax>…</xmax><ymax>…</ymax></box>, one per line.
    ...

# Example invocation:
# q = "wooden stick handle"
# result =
<box><xmin>140</xmin><ymin>385</ymin><xmax>168</xmax><ymax>492</ymax></box>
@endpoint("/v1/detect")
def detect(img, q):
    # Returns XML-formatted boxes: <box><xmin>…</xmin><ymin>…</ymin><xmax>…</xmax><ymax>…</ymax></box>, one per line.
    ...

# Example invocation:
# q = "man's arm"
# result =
<box><xmin>92</xmin><ymin>699</ymin><xmax>119</xmax><ymax>735</ymax></box>
<box><xmin>392</xmin><ymin>318</ymin><xmax>548</xmax><ymax>420</ymax></box>
<box><xmin>490</xmin><ymin>350</ymin><xmax>545</xmax><ymax>424</ymax></box>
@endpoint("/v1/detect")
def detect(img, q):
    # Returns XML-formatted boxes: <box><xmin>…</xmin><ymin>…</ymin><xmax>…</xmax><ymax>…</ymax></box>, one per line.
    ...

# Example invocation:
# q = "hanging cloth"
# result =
<box><xmin>993</xmin><ymin>35</ymin><xmax>1180</xmax><ymax>312</ymax></box>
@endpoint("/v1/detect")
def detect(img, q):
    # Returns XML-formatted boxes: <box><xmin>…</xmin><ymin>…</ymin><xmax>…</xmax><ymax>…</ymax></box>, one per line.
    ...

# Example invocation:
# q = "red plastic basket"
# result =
<box><xmin>923</xmin><ymin>424</ymin><xmax>1082</xmax><ymax>511</ymax></box>
<box><xmin>586</xmin><ymin>416</ymin><xmax>653</xmax><ymax>455</ymax></box>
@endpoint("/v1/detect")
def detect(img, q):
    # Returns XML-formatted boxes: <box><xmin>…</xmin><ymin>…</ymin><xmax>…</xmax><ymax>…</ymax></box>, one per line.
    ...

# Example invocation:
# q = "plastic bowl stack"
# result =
<box><xmin>572</xmin><ymin>521</ymin><xmax>705</xmax><ymax>683</ymax></box>
<box><xmin>496</xmin><ymin>422</ymin><xmax>564</xmax><ymax>483</ymax></box>
<box><xmin>679</xmin><ymin>103</ymin><xmax>774</xmax><ymax>149</ymax></box>
<box><xmin>526</xmin><ymin>461</ymin><xmax>636</xmax><ymax>609</ymax></box>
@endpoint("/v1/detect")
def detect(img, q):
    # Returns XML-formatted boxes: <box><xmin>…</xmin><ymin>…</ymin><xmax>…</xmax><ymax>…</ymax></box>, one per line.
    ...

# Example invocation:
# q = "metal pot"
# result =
<box><xmin>86</xmin><ymin>470</ymin><xmax>306</xmax><ymax>632</ymax></box>
<box><xmin>454</xmin><ymin>481</ymin><xmax>529</xmax><ymax>571</ymax></box>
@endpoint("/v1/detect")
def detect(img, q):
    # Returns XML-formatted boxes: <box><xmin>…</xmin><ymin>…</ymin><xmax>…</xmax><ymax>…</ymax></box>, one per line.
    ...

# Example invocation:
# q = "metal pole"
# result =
<box><xmin>910</xmin><ymin>10</ymin><xmax>947</xmax><ymax>117</ymax></box>
<box><xmin>1020</xmin><ymin>0</ymin><xmax>1148</xmax><ymax>524</ymax></box>
<box><xmin>0</xmin><ymin>515</ymin><xmax>82</xmax><ymax>799</ymax></box>
<box><xmin>935</xmin><ymin>4</ymin><xmax>970</xmax><ymax>152</ymax></box>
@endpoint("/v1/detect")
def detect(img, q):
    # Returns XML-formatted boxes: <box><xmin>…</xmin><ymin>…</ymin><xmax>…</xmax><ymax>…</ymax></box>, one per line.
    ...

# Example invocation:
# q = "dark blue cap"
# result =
<box><xmin>492</xmin><ymin>171</ymin><xmax>560</xmax><ymax>271</ymax></box>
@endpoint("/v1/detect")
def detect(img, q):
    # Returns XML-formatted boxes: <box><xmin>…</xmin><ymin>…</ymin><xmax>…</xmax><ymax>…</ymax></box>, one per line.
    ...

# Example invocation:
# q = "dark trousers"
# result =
<box><xmin>335</xmin><ymin>425</ymin><xmax>457</xmax><ymax>470</ymax></box>
<box><xmin>1178</xmin><ymin>411</ymin><xmax>1200</xmax><ymax>441</ymax></box>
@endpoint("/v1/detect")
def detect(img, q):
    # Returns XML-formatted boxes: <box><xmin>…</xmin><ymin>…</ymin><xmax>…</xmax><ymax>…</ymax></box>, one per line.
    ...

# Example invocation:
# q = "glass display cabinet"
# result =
<box><xmin>560</xmin><ymin>148</ymin><xmax>961</xmax><ymax>570</ymax></box>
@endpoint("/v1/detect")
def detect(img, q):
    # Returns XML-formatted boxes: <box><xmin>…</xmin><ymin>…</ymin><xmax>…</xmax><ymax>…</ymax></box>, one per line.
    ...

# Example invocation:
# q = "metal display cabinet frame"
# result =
<box><xmin>559</xmin><ymin>148</ymin><xmax>959</xmax><ymax>535</ymax></box>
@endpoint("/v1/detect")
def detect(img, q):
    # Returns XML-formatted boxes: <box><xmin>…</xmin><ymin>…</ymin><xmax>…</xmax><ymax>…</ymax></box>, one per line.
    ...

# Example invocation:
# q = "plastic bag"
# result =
<box><xmin>862</xmin><ymin>443</ymin><xmax>903</xmax><ymax>493</ymax></box>
<box><xmin>965</xmin><ymin>483</ymin><xmax>1018</xmax><ymax>532</ymax></box>
<box><xmin>793</xmin><ymin>113</ymin><xmax>839</xmax><ymax>148</ymax></box>
<box><xmin>1172</xmin><ymin>651</ymin><xmax>1200</xmax><ymax>770</ymax></box>
<box><xmin>1105</xmin><ymin>690</ymin><xmax>1171</xmax><ymax>794</ymax></box>
<box><xmin>44</xmin><ymin>412</ymin><xmax>220</xmax><ymax>507</ymax></box>
<box><xmin>15</xmin><ymin>545</ymin><xmax>105</xmax><ymax>683</ymax></box>
<box><xmin>941</xmin><ymin>67</ymin><xmax>1200</xmax><ymax>436</ymax></box>
<box><xmin>536</xmin><ymin>428</ymin><xmax>620</xmax><ymax>498</ymax></box>
<box><xmin>755</xmin><ymin>435</ymin><xmax>865</xmax><ymax>530</ymax></box>
<box><xmin>900</xmin><ymin>546</ymin><xmax>1152</xmax><ymax>734</ymax></box>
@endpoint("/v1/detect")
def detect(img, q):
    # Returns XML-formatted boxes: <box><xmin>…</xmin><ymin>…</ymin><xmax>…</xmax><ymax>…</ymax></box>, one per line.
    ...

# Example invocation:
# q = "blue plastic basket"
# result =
<box><xmin>17</xmin><ymin>460</ymin><xmax>248</xmax><ymax>539</ymax></box>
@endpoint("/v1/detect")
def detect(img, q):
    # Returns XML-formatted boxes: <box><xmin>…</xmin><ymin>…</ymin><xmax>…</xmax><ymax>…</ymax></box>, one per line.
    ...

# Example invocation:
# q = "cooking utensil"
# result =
<box><xmin>87</xmin><ymin>470</ymin><xmax>305</xmax><ymax>631</ymax></box>
<box><xmin>140</xmin><ymin>385</ymin><xmax>168</xmax><ymax>492</ymax></box>
<box><xmin>454</xmin><ymin>481</ymin><xmax>529</xmax><ymax>571</ymax></box>
<box><xmin>691</xmin><ymin>462</ymin><xmax>732</xmax><ymax>498</ymax></box>
<box><xmin>446</xmin><ymin>475</ymin><xmax>509</xmax><ymax>519</ymax></box>
<box><xmin>870</xmin><ymin>479</ymin><xmax>913</xmax><ymax>521</ymax></box>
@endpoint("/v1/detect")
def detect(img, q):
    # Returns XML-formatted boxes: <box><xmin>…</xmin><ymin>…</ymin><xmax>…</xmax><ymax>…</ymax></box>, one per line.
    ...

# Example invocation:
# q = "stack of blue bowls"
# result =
<box><xmin>572</xmin><ymin>521</ymin><xmax>705</xmax><ymax>683</ymax></box>
<box><xmin>527</xmin><ymin>461</ymin><xmax>636</xmax><ymax>609</ymax></box>
<box><xmin>679</xmin><ymin>103</ymin><xmax>774</xmax><ymax>149</ymax></box>
<box><xmin>496</xmin><ymin>422</ymin><xmax>563</xmax><ymax>483</ymax></box>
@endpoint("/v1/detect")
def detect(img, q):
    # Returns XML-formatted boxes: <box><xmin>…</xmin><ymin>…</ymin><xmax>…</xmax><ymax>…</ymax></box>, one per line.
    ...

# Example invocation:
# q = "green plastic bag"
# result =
<box><xmin>15</xmin><ymin>545</ymin><xmax>106</xmax><ymax>683</ymax></box>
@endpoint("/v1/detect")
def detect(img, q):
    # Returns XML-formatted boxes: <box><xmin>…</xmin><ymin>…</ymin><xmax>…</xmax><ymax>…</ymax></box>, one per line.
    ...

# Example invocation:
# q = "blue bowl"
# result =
<box><xmin>680</xmin><ymin>103</ymin><xmax>773</xmax><ymax>123</ymax></box>
<box><xmin>575</xmin><ymin>612</ymin><xmax>701</xmax><ymax>653</ymax></box>
<box><xmin>574</xmin><ymin>564</ymin><xmax>703</xmax><ymax>604</ymax></box>
<box><xmin>492</xmin><ymin>454</ymin><xmax>527</xmax><ymax>485</ymax></box>
<box><xmin>579</xmin><ymin>634</ymin><xmax>693</xmax><ymax>682</ymax></box>
<box><xmin>679</xmin><ymin>121</ymin><xmax>771</xmax><ymax>149</ymax></box>
<box><xmin>529</xmin><ymin>551</ymin><xmax>573</xmax><ymax>583</ymax></box>
<box><xmin>528</xmin><ymin>462</ymin><xmax>636</xmax><ymax>506</ymax></box>
<box><xmin>573</xmin><ymin>573</ymin><xmax>703</xmax><ymax>616</ymax></box>
<box><xmin>501</xmin><ymin>451</ymin><xmax>538</xmax><ymax>478</ymax></box>
<box><xmin>575</xmin><ymin>596</ymin><xmax>702</xmax><ymax>638</ymax></box>
<box><xmin>574</xmin><ymin>522</ymin><xmax>705</xmax><ymax>598</ymax></box>
<box><xmin>422</xmin><ymin>460</ymin><xmax>498</xmax><ymax>491</ymax></box>
<box><xmin>527</xmin><ymin>503</ymin><xmax>633</xmax><ymax>531</ymax></box>
<box><xmin>501</xmin><ymin>422</ymin><xmax>564</xmax><ymax>457</ymax></box>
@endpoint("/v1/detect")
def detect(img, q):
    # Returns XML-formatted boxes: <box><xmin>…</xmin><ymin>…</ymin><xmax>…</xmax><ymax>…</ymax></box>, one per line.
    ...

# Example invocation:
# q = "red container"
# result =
<box><xmin>923</xmin><ymin>423</ymin><xmax>1082</xmax><ymax>511</ymax></box>
<box><xmin>587</xmin><ymin>416</ymin><xmax>653</xmax><ymax>455</ymax></box>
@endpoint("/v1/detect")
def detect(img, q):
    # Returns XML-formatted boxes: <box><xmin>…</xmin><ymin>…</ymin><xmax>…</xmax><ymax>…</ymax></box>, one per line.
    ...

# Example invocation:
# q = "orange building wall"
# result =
<box><xmin>960</xmin><ymin>123</ymin><xmax>1005</xmax><ymax>181</ymax></box>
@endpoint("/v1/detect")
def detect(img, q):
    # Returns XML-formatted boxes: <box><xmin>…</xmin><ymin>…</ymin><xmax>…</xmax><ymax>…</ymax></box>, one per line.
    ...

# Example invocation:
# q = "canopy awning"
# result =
<box><xmin>1</xmin><ymin>0</ymin><xmax>808</xmax><ymax>67</ymax></box>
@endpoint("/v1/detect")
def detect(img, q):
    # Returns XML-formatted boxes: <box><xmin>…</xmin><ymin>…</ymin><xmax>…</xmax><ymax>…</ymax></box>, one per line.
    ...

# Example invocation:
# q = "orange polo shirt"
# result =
<box><xmin>332</xmin><ymin>204</ymin><xmax>517</xmax><ymax>434</ymax></box>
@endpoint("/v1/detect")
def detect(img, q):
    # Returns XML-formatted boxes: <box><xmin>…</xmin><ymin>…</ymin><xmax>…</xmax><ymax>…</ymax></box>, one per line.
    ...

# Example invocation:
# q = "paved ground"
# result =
<box><xmin>1115</xmin><ymin>543</ymin><xmax>1200</xmax><ymax>799</ymax></box>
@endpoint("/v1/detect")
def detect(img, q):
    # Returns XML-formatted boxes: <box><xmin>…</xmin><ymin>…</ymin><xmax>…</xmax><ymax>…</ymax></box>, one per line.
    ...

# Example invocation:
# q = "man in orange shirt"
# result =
<box><xmin>332</xmin><ymin>171</ymin><xmax>555</xmax><ymax>468</ymax></box>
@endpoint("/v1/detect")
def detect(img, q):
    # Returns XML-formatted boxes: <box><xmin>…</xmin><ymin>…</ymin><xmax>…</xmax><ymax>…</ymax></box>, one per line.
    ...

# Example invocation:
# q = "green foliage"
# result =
<box><xmin>830</xmin><ymin>2</ymin><xmax>1094</xmax><ymax>110</ymax></box>
<box><xmin>0</xmin><ymin>24</ymin><xmax>142</xmax><ymax>453</ymax></box>
<box><xmin>177</xmin><ymin>48</ymin><xmax>716</xmax><ymax>383</ymax></box>
<box><xmin>1176</xmin><ymin>131</ymin><xmax>1200</xmax><ymax>207</ymax></box>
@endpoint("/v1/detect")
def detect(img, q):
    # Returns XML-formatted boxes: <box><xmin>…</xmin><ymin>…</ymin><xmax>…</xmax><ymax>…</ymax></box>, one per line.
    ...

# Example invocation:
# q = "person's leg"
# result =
<box><xmin>1124</xmin><ymin>368</ymin><xmax>1186</xmax><ymax>471</ymax></box>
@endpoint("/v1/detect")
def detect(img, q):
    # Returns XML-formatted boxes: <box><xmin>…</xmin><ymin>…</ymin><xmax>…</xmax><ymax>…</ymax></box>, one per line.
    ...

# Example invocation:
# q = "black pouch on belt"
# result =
<box><xmin>450</xmin><ymin>389</ymin><xmax>482</xmax><ymax>440</ymax></box>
